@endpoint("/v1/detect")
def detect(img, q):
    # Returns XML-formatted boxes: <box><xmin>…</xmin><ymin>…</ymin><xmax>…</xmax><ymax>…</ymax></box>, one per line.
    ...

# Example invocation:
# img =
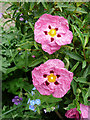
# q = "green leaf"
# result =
<box><xmin>40</xmin><ymin>94</ymin><xmax>62</xmax><ymax>104</ymax></box>
<box><xmin>83</xmin><ymin>65</ymin><xmax>90</xmax><ymax>77</ymax></box>
<box><xmin>30</xmin><ymin>2</ymin><xmax>35</xmax><ymax>10</ymax></box>
<box><xmin>71</xmin><ymin>80</ymin><xmax>77</xmax><ymax>95</ymax></box>
<box><xmin>28</xmin><ymin>57</ymin><xmax>44</xmax><ymax>67</ymax></box>
<box><xmin>83</xmin><ymin>33</ymin><xmax>89</xmax><ymax>48</ymax></box>
<box><xmin>72</xmin><ymin>25</ymin><xmax>85</xmax><ymax>48</ymax></box>
<box><xmin>82</xmin><ymin>60</ymin><xmax>86</xmax><ymax>69</ymax></box>
<box><xmin>82</xmin><ymin>88</ymin><xmax>88</xmax><ymax>105</ymax></box>
<box><xmin>65</xmin><ymin>51</ymin><xmax>83</xmax><ymax>61</ymax></box>
<box><xmin>70</xmin><ymin>62</ymin><xmax>79</xmax><ymax>72</ymax></box>
<box><xmin>34</xmin><ymin>41</ymin><xmax>39</xmax><ymax>49</ymax></box>
<box><xmin>76</xmin><ymin>7</ymin><xmax>87</xmax><ymax>14</ymax></box>
<box><xmin>6</xmin><ymin>5</ymin><xmax>15</xmax><ymax>10</ymax></box>
<box><xmin>6</xmin><ymin>66</ymin><xmax>17</xmax><ymax>74</ymax></box>
<box><xmin>3</xmin><ymin>20</ymin><xmax>12</xmax><ymax>26</ymax></box>
<box><xmin>41</xmin><ymin>2</ymin><xmax>47</xmax><ymax>9</ymax></box>
<box><xmin>28</xmin><ymin>22</ymin><xmax>34</xmax><ymax>31</ymax></box>
<box><xmin>64</xmin><ymin>103</ymin><xmax>76</xmax><ymax>110</ymax></box>
<box><xmin>74</xmin><ymin>77</ymin><xmax>87</xmax><ymax>83</ymax></box>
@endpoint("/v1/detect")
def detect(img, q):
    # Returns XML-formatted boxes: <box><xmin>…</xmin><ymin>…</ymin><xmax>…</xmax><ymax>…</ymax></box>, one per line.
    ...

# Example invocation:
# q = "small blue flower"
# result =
<box><xmin>31</xmin><ymin>91</ymin><xmax>35</xmax><ymax>96</ymax></box>
<box><xmin>25</xmin><ymin>20</ymin><xmax>28</xmax><ymax>23</ymax></box>
<box><xmin>27</xmin><ymin>98</ymin><xmax>30</xmax><ymax>104</ymax></box>
<box><xmin>35</xmin><ymin>99</ymin><xmax>41</xmax><ymax>105</ymax></box>
<box><xmin>29</xmin><ymin>105</ymin><xmax>35</xmax><ymax>111</ymax></box>
<box><xmin>19</xmin><ymin>52</ymin><xmax>22</xmax><ymax>55</ymax></box>
<box><xmin>57</xmin><ymin>105</ymin><xmax>59</xmax><ymax>108</ymax></box>
<box><xmin>30</xmin><ymin>100</ymin><xmax>35</xmax><ymax>106</ymax></box>
<box><xmin>32</xmin><ymin>87</ymin><xmax>36</xmax><ymax>90</ymax></box>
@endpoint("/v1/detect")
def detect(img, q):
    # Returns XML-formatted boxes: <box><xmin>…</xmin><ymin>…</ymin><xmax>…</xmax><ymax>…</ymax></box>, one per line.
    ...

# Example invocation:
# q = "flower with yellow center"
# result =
<box><xmin>48</xmin><ymin>29</ymin><xmax>56</xmax><ymax>37</ymax></box>
<box><xmin>47</xmin><ymin>74</ymin><xmax>56</xmax><ymax>82</ymax></box>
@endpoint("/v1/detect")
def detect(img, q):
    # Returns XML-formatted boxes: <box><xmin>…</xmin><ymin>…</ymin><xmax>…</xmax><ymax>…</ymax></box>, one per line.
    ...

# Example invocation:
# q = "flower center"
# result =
<box><xmin>17</xmin><ymin>99</ymin><xmax>20</xmax><ymax>101</ymax></box>
<box><xmin>48</xmin><ymin>29</ymin><xmax>56</xmax><ymax>37</ymax></box>
<box><xmin>47</xmin><ymin>74</ymin><xmax>56</xmax><ymax>82</ymax></box>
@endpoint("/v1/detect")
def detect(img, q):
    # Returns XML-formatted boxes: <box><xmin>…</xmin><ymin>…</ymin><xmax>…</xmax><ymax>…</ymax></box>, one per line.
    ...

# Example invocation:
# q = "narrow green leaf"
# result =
<box><xmin>34</xmin><ymin>41</ymin><xmax>39</xmax><ymax>49</ymax></box>
<box><xmin>72</xmin><ymin>25</ymin><xmax>85</xmax><ymax>47</ymax></box>
<box><xmin>6</xmin><ymin>66</ymin><xmax>17</xmax><ymax>74</ymax></box>
<box><xmin>74</xmin><ymin>77</ymin><xmax>87</xmax><ymax>83</ymax></box>
<box><xmin>30</xmin><ymin>2</ymin><xmax>35</xmax><ymax>10</ymax></box>
<box><xmin>41</xmin><ymin>2</ymin><xmax>47</xmax><ymax>9</ymax></box>
<box><xmin>82</xmin><ymin>60</ymin><xmax>86</xmax><ymax>69</ymax></box>
<box><xmin>65</xmin><ymin>51</ymin><xmax>83</xmax><ymax>61</ymax></box>
<box><xmin>70</xmin><ymin>62</ymin><xmax>79</xmax><ymax>72</ymax></box>
<box><xmin>83</xmin><ymin>34</ymin><xmax>89</xmax><ymax>48</ymax></box>
<box><xmin>83</xmin><ymin>65</ymin><xmax>90</xmax><ymax>77</ymax></box>
<box><xmin>3</xmin><ymin>20</ymin><xmax>12</xmax><ymax>26</ymax></box>
<box><xmin>82</xmin><ymin>88</ymin><xmax>88</xmax><ymax>105</ymax></box>
<box><xmin>76</xmin><ymin>7</ymin><xmax>87</xmax><ymax>14</ymax></box>
<box><xmin>6</xmin><ymin>5</ymin><xmax>15</xmax><ymax>10</ymax></box>
<box><xmin>71</xmin><ymin>80</ymin><xmax>77</xmax><ymax>95</ymax></box>
<box><xmin>29</xmin><ymin>22</ymin><xmax>34</xmax><ymax>31</ymax></box>
<box><xmin>28</xmin><ymin>57</ymin><xmax>44</xmax><ymax>67</ymax></box>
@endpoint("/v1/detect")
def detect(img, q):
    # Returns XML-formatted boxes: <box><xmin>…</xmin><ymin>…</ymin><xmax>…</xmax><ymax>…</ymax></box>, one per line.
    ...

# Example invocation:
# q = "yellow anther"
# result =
<box><xmin>48</xmin><ymin>29</ymin><xmax>56</xmax><ymax>37</ymax></box>
<box><xmin>47</xmin><ymin>74</ymin><xmax>56</xmax><ymax>82</ymax></box>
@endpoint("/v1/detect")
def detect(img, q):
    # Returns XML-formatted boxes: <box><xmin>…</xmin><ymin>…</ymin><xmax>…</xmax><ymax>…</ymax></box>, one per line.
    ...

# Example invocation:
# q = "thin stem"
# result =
<box><xmin>1</xmin><ymin>106</ymin><xmax>18</xmax><ymax>116</ymax></box>
<box><xmin>55</xmin><ymin>110</ymin><xmax>64</xmax><ymax>120</ymax></box>
<box><xmin>83</xmin><ymin>49</ymin><xmax>86</xmax><ymax>60</ymax></box>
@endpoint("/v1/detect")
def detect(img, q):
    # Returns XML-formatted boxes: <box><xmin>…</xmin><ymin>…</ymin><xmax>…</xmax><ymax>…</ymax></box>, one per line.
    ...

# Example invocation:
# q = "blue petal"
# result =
<box><xmin>31</xmin><ymin>91</ymin><xmax>35</xmax><ymax>96</ymax></box>
<box><xmin>35</xmin><ymin>99</ymin><xmax>41</xmax><ymax>105</ymax></box>
<box><xmin>27</xmin><ymin>98</ymin><xmax>30</xmax><ymax>104</ymax></box>
<box><xmin>32</xmin><ymin>87</ymin><xmax>36</xmax><ymax>90</ymax></box>
<box><xmin>29</xmin><ymin>105</ymin><xmax>35</xmax><ymax>111</ymax></box>
<box><xmin>30</xmin><ymin>100</ymin><xmax>35</xmax><ymax>106</ymax></box>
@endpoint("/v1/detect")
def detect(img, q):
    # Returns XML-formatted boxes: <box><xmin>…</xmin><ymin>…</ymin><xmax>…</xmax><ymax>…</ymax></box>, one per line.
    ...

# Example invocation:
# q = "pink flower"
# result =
<box><xmin>19</xmin><ymin>17</ymin><xmax>24</xmax><ymax>21</ymax></box>
<box><xmin>34</xmin><ymin>14</ymin><xmax>73</xmax><ymax>54</ymax></box>
<box><xmin>80</xmin><ymin>104</ymin><xmax>89</xmax><ymax>119</ymax></box>
<box><xmin>32</xmin><ymin>55</ymin><xmax>35</xmax><ymax>58</ymax></box>
<box><xmin>32</xmin><ymin>59</ymin><xmax>73</xmax><ymax>98</ymax></box>
<box><xmin>65</xmin><ymin>104</ymin><xmax>89</xmax><ymax>119</ymax></box>
<box><xmin>65</xmin><ymin>108</ymin><xmax>79</xmax><ymax>119</ymax></box>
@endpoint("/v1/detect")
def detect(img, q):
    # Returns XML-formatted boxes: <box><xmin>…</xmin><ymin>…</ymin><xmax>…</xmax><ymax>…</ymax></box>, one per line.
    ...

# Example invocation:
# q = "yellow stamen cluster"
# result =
<box><xmin>47</xmin><ymin>74</ymin><xmax>56</xmax><ymax>82</ymax></box>
<box><xmin>48</xmin><ymin>29</ymin><xmax>56</xmax><ymax>37</ymax></box>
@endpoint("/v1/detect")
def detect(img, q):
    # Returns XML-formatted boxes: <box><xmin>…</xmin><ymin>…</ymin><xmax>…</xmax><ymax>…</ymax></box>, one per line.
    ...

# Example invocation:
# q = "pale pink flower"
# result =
<box><xmin>19</xmin><ymin>17</ymin><xmax>24</xmax><ymax>21</ymax></box>
<box><xmin>32</xmin><ymin>59</ymin><xmax>73</xmax><ymax>98</ymax></box>
<box><xmin>32</xmin><ymin>55</ymin><xmax>35</xmax><ymax>58</ymax></box>
<box><xmin>65</xmin><ymin>104</ymin><xmax>89</xmax><ymax>119</ymax></box>
<box><xmin>80</xmin><ymin>104</ymin><xmax>89</xmax><ymax>119</ymax></box>
<box><xmin>34</xmin><ymin>14</ymin><xmax>73</xmax><ymax>54</ymax></box>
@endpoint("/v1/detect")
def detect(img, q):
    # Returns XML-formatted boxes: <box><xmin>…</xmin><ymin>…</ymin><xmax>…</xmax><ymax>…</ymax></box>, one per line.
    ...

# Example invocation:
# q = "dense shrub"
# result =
<box><xmin>1</xmin><ymin>2</ymin><xmax>90</xmax><ymax>120</ymax></box>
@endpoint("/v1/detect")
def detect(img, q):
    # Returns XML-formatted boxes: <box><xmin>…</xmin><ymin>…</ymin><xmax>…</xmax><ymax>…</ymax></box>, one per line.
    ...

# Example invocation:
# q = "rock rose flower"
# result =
<box><xmin>34</xmin><ymin>14</ymin><xmax>73</xmax><ymax>54</ymax></box>
<box><xmin>32</xmin><ymin>59</ymin><xmax>73</xmax><ymax>98</ymax></box>
<box><xmin>65</xmin><ymin>104</ymin><xmax>89</xmax><ymax>119</ymax></box>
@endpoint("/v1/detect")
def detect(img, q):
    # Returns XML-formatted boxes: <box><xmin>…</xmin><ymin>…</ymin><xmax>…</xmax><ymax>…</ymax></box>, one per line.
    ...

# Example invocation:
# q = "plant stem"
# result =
<box><xmin>55</xmin><ymin>110</ymin><xmax>64</xmax><ymax>120</ymax></box>
<box><xmin>83</xmin><ymin>49</ymin><xmax>86</xmax><ymax>60</ymax></box>
<box><xmin>55</xmin><ymin>111</ymin><xmax>64</xmax><ymax>120</ymax></box>
<box><xmin>1</xmin><ymin>106</ymin><xmax>18</xmax><ymax>116</ymax></box>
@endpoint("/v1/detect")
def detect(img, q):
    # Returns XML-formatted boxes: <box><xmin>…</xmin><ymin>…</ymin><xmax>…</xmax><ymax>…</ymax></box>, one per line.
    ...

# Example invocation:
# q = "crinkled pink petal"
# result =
<box><xmin>80</xmin><ymin>104</ymin><xmax>89</xmax><ymax>118</ymax></box>
<box><xmin>35</xmin><ymin>85</ymin><xmax>52</xmax><ymax>95</ymax></box>
<box><xmin>32</xmin><ymin>59</ymin><xmax>73</xmax><ymax>98</ymax></box>
<box><xmin>65</xmin><ymin>108</ymin><xmax>79</xmax><ymax>119</ymax></box>
<box><xmin>44</xmin><ymin>59</ymin><xmax>64</xmax><ymax>69</ymax></box>
<box><xmin>39</xmin><ymin>14</ymin><xmax>69</xmax><ymax>28</ymax></box>
<box><xmin>56</xmin><ymin>29</ymin><xmax>73</xmax><ymax>46</ymax></box>
<box><xmin>42</xmin><ymin>42</ymin><xmax>60</xmax><ymax>54</ymax></box>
